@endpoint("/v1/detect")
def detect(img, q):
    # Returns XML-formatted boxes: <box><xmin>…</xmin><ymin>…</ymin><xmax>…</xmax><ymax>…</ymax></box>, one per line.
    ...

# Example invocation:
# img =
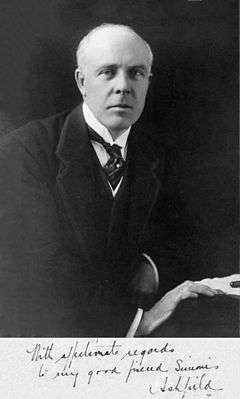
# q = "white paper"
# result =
<box><xmin>196</xmin><ymin>274</ymin><xmax>240</xmax><ymax>296</ymax></box>
<box><xmin>0</xmin><ymin>338</ymin><xmax>239</xmax><ymax>399</ymax></box>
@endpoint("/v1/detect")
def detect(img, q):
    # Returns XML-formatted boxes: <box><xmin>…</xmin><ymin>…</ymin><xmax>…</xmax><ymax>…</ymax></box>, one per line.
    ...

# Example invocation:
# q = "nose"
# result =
<box><xmin>114</xmin><ymin>70</ymin><xmax>130</xmax><ymax>94</ymax></box>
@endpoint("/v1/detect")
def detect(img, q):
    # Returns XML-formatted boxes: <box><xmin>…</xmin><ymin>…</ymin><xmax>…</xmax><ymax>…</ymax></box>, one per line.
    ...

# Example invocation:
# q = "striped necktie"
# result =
<box><xmin>88</xmin><ymin>128</ymin><xmax>125</xmax><ymax>190</ymax></box>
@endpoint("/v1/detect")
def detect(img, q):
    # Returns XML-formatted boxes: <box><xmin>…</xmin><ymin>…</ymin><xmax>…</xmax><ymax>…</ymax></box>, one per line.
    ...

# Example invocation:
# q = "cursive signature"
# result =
<box><xmin>149</xmin><ymin>373</ymin><xmax>223</xmax><ymax>398</ymax></box>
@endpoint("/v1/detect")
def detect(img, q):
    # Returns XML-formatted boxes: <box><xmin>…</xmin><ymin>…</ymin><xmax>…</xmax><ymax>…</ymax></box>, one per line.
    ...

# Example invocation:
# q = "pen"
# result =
<box><xmin>230</xmin><ymin>281</ymin><xmax>240</xmax><ymax>288</ymax></box>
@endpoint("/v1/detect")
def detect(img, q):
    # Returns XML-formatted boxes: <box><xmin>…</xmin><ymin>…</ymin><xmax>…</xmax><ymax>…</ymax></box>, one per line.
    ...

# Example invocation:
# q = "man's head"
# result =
<box><xmin>75</xmin><ymin>23</ymin><xmax>153</xmax><ymax>139</ymax></box>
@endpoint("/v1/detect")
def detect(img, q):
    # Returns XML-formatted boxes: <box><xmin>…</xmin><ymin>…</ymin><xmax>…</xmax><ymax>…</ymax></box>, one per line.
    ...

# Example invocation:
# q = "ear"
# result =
<box><xmin>75</xmin><ymin>68</ymin><xmax>86</xmax><ymax>97</ymax></box>
<box><xmin>148</xmin><ymin>72</ymin><xmax>153</xmax><ymax>85</ymax></box>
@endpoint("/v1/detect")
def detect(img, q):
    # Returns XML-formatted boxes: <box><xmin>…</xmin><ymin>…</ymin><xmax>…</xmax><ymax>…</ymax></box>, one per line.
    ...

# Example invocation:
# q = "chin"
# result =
<box><xmin>105</xmin><ymin>119</ymin><xmax>132</xmax><ymax>133</ymax></box>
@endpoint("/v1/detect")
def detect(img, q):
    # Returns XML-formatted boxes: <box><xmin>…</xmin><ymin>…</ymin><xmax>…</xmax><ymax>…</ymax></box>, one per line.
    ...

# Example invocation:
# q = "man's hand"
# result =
<box><xmin>137</xmin><ymin>280</ymin><xmax>224</xmax><ymax>336</ymax></box>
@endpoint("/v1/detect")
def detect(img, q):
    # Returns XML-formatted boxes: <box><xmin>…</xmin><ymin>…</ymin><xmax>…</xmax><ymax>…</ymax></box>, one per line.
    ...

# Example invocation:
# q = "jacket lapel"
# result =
<box><xmin>126</xmin><ymin>129</ymin><xmax>165</xmax><ymax>250</ymax></box>
<box><xmin>55</xmin><ymin>105</ymin><xmax>112</xmax><ymax>264</ymax></box>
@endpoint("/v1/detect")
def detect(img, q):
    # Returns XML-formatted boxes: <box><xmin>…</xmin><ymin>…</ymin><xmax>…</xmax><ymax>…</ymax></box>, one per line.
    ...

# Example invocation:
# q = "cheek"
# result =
<box><xmin>88</xmin><ymin>84</ymin><xmax>110</xmax><ymax>101</ymax></box>
<box><xmin>85</xmin><ymin>82</ymin><xmax>97</xmax><ymax>96</ymax></box>
<box><xmin>136</xmin><ymin>85</ymin><xmax>148</xmax><ymax>100</ymax></box>
<box><xmin>84</xmin><ymin>77</ymin><xmax>100</xmax><ymax>93</ymax></box>
<box><xmin>136</xmin><ymin>92</ymin><xmax>147</xmax><ymax>109</ymax></box>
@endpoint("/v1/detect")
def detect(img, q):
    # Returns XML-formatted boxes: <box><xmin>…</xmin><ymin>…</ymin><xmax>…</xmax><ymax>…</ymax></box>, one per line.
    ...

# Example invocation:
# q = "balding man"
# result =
<box><xmin>0</xmin><ymin>24</ymin><xmax>221</xmax><ymax>337</ymax></box>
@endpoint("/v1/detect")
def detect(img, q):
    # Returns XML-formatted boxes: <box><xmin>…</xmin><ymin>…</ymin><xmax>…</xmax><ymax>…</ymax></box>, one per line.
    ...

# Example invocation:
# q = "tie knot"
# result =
<box><xmin>88</xmin><ymin>127</ymin><xmax>125</xmax><ymax>190</ymax></box>
<box><xmin>106</xmin><ymin>143</ymin><xmax>122</xmax><ymax>158</ymax></box>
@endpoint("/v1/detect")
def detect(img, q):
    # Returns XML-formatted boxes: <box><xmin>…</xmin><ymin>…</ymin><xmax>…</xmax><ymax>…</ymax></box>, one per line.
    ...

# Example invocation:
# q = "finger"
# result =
<box><xmin>173</xmin><ymin>283</ymin><xmax>215</xmax><ymax>300</ymax></box>
<box><xmin>177</xmin><ymin>280</ymin><xmax>215</xmax><ymax>294</ymax></box>
<box><xmin>181</xmin><ymin>291</ymin><xmax>199</xmax><ymax>300</ymax></box>
<box><xmin>189</xmin><ymin>283</ymin><xmax>219</xmax><ymax>296</ymax></box>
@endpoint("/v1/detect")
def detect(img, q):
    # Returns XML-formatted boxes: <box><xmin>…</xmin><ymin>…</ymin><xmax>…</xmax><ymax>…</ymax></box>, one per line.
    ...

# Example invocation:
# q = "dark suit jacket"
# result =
<box><xmin>0</xmin><ymin>104</ymin><xmax>191</xmax><ymax>337</ymax></box>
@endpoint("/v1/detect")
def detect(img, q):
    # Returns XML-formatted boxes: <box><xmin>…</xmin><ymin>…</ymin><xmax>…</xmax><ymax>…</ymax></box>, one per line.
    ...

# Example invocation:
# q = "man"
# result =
<box><xmin>0</xmin><ymin>24</ymin><xmax>221</xmax><ymax>337</ymax></box>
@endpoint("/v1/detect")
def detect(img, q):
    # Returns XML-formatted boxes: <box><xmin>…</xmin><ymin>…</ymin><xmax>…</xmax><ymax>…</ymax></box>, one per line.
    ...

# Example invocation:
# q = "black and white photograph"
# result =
<box><xmin>0</xmin><ymin>0</ymin><xmax>238</xmax><ymax>396</ymax></box>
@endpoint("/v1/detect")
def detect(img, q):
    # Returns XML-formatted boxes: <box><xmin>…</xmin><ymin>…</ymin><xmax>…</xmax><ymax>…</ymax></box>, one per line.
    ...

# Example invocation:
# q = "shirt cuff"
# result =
<box><xmin>125</xmin><ymin>308</ymin><xmax>144</xmax><ymax>337</ymax></box>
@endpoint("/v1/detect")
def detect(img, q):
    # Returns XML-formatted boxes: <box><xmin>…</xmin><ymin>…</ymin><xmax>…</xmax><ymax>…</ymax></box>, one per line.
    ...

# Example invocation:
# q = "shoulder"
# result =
<box><xmin>0</xmin><ymin>109</ymin><xmax>69</xmax><ymax>155</ymax></box>
<box><xmin>0</xmin><ymin>109</ymin><xmax>75</xmax><ymax>187</ymax></box>
<box><xmin>0</xmin><ymin>109</ymin><xmax>72</xmax><ymax>176</ymax></box>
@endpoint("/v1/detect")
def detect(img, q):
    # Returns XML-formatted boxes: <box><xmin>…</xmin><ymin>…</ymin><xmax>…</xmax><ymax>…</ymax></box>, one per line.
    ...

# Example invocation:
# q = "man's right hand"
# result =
<box><xmin>136</xmin><ymin>280</ymin><xmax>224</xmax><ymax>336</ymax></box>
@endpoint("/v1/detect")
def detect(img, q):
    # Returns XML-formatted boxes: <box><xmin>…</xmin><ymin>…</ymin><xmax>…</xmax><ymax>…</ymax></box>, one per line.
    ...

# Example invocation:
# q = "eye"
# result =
<box><xmin>129</xmin><ymin>69</ymin><xmax>146</xmax><ymax>81</ymax></box>
<box><xmin>98</xmin><ymin>68</ymin><xmax>115</xmax><ymax>79</ymax></box>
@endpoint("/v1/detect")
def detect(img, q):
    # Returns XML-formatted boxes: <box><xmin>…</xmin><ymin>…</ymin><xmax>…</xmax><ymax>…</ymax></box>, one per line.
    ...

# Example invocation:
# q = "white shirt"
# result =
<box><xmin>82</xmin><ymin>102</ymin><xmax>131</xmax><ymax>196</ymax></box>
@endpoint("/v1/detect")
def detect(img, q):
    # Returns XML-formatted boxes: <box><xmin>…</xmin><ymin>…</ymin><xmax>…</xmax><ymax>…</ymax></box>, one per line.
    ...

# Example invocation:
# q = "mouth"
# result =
<box><xmin>107</xmin><ymin>104</ymin><xmax>132</xmax><ymax>109</ymax></box>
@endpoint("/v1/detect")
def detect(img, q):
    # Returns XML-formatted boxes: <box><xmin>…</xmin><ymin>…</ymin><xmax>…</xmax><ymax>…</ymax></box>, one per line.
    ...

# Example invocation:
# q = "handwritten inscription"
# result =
<box><xmin>121</xmin><ymin>342</ymin><xmax>174</xmax><ymax>365</ymax></box>
<box><xmin>149</xmin><ymin>373</ymin><xmax>222</xmax><ymax>398</ymax></box>
<box><xmin>55</xmin><ymin>340</ymin><xmax>121</xmax><ymax>369</ymax></box>
<box><xmin>25</xmin><ymin>340</ymin><xmax>223</xmax><ymax>397</ymax></box>
<box><xmin>26</xmin><ymin>343</ymin><xmax>54</xmax><ymax>361</ymax></box>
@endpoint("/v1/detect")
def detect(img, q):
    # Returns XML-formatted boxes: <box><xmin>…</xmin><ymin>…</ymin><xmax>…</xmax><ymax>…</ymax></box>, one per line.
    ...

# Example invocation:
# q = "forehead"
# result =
<box><xmin>85</xmin><ymin>29</ymin><xmax>150</xmax><ymax>70</ymax></box>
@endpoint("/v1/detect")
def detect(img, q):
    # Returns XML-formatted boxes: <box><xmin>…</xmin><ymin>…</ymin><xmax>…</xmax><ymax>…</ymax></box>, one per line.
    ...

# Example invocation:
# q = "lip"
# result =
<box><xmin>107</xmin><ymin>104</ymin><xmax>132</xmax><ymax>109</ymax></box>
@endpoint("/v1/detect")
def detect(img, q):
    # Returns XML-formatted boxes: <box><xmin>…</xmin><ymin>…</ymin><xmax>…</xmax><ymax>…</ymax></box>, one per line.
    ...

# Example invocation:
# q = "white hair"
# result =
<box><xmin>76</xmin><ymin>23</ymin><xmax>153</xmax><ymax>73</ymax></box>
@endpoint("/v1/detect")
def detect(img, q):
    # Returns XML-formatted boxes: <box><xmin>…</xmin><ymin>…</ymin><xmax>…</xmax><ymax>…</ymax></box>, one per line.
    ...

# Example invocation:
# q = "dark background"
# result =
<box><xmin>0</xmin><ymin>0</ymin><xmax>238</xmax><ymax>335</ymax></box>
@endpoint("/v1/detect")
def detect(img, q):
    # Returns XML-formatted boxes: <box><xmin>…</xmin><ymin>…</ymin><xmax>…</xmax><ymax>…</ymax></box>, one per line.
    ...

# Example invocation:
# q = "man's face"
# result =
<box><xmin>75</xmin><ymin>28</ymin><xmax>151</xmax><ymax>138</ymax></box>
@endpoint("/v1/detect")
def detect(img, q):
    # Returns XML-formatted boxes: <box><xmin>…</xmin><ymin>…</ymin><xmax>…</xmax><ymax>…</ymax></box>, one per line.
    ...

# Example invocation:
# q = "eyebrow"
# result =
<box><xmin>96</xmin><ymin>64</ymin><xmax>148</xmax><ymax>72</ymax></box>
<box><xmin>129</xmin><ymin>65</ymin><xmax>148</xmax><ymax>72</ymax></box>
